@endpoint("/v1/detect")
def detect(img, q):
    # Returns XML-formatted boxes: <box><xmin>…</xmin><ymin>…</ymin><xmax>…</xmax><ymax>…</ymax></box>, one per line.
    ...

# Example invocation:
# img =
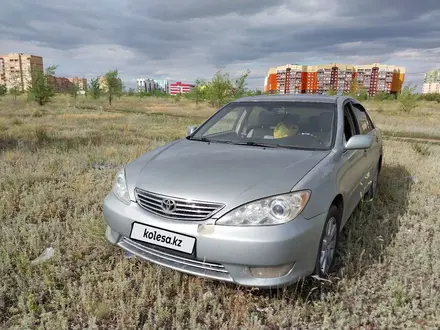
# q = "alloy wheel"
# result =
<box><xmin>319</xmin><ymin>216</ymin><xmax>337</xmax><ymax>275</ymax></box>
<box><xmin>365</xmin><ymin>164</ymin><xmax>379</xmax><ymax>201</ymax></box>
<box><xmin>371</xmin><ymin>165</ymin><xmax>379</xmax><ymax>195</ymax></box>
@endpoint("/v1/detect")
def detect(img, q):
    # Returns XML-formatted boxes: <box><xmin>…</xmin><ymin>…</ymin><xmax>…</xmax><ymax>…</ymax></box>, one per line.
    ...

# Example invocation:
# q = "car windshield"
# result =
<box><xmin>189</xmin><ymin>100</ymin><xmax>336</xmax><ymax>150</ymax></box>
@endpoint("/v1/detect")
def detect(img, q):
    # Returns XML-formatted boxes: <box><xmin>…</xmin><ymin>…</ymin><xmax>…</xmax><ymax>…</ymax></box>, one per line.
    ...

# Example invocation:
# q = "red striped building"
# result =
<box><xmin>264</xmin><ymin>63</ymin><xmax>405</xmax><ymax>96</ymax></box>
<box><xmin>169</xmin><ymin>81</ymin><xmax>195</xmax><ymax>95</ymax></box>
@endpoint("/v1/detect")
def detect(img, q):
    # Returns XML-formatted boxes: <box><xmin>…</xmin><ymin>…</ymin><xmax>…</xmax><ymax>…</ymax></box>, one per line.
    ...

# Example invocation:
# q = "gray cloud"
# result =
<box><xmin>130</xmin><ymin>0</ymin><xmax>288</xmax><ymax>21</ymax></box>
<box><xmin>0</xmin><ymin>0</ymin><xmax>439</xmax><ymax>90</ymax></box>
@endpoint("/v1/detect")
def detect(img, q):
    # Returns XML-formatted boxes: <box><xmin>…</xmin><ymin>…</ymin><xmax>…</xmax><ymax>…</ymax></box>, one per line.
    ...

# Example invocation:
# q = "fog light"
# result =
<box><xmin>249</xmin><ymin>263</ymin><xmax>295</xmax><ymax>278</ymax></box>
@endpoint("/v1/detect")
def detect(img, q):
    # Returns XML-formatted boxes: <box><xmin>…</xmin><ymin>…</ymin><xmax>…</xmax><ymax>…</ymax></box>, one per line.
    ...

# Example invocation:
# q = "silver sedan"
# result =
<box><xmin>103</xmin><ymin>94</ymin><xmax>383</xmax><ymax>289</ymax></box>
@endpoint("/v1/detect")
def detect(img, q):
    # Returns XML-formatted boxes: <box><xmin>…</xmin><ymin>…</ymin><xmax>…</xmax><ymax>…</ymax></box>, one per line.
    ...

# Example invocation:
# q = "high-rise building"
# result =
<box><xmin>68</xmin><ymin>77</ymin><xmax>87</xmax><ymax>92</ymax></box>
<box><xmin>274</xmin><ymin>64</ymin><xmax>306</xmax><ymax>95</ymax></box>
<box><xmin>0</xmin><ymin>53</ymin><xmax>44</xmax><ymax>92</ymax></box>
<box><xmin>154</xmin><ymin>79</ymin><xmax>169</xmax><ymax>93</ymax></box>
<box><xmin>264</xmin><ymin>63</ymin><xmax>405</xmax><ymax>96</ymax></box>
<box><xmin>422</xmin><ymin>69</ymin><xmax>440</xmax><ymax>94</ymax></box>
<box><xmin>47</xmin><ymin>76</ymin><xmax>75</xmax><ymax>93</ymax></box>
<box><xmin>137</xmin><ymin>78</ymin><xmax>169</xmax><ymax>93</ymax></box>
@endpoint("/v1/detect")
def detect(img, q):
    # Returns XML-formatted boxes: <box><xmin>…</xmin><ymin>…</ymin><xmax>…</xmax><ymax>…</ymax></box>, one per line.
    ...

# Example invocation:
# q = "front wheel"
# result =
<box><xmin>365</xmin><ymin>162</ymin><xmax>380</xmax><ymax>202</ymax></box>
<box><xmin>313</xmin><ymin>204</ymin><xmax>341</xmax><ymax>278</ymax></box>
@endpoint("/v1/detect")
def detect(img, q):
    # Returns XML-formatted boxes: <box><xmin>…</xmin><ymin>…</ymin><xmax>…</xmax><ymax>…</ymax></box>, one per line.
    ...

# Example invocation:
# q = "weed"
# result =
<box><xmin>411</xmin><ymin>142</ymin><xmax>431</xmax><ymax>156</ymax></box>
<box><xmin>34</xmin><ymin>126</ymin><xmax>51</xmax><ymax>144</ymax></box>
<box><xmin>11</xmin><ymin>118</ymin><xmax>23</xmax><ymax>125</ymax></box>
<box><xmin>32</xmin><ymin>109</ymin><xmax>46</xmax><ymax>117</ymax></box>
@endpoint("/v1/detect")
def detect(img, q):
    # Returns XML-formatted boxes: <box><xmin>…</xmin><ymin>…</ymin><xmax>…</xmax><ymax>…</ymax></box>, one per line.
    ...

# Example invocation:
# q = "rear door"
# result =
<box><xmin>349</xmin><ymin>101</ymin><xmax>380</xmax><ymax>194</ymax></box>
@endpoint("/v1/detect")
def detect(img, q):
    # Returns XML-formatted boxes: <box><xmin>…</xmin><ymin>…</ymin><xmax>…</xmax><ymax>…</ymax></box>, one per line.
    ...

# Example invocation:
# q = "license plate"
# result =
<box><xmin>129</xmin><ymin>222</ymin><xmax>196</xmax><ymax>254</ymax></box>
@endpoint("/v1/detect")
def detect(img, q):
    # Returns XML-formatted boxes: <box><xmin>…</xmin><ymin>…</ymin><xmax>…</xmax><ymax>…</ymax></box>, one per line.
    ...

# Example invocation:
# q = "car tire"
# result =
<box><xmin>313</xmin><ymin>204</ymin><xmax>341</xmax><ymax>279</ymax></box>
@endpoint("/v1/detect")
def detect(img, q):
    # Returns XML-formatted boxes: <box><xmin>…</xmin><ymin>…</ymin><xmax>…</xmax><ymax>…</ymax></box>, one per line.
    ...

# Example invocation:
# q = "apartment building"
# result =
<box><xmin>422</xmin><ymin>69</ymin><xmax>440</xmax><ymax>94</ymax></box>
<box><xmin>264</xmin><ymin>63</ymin><xmax>405</xmax><ymax>96</ymax></box>
<box><xmin>169</xmin><ymin>81</ymin><xmax>195</xmax><ymax>95</ymax></box>
<box><xmin>99</xmin><ymin>76</ymin><xmax>107</xmax><ymax>91</ymax></box>
<box><xmin>137</xmin><ymin>78</ymin><xmax>169</xmax><ymax>93</ymax></box>
<box><xmin>68</xmin><ymin>77</ymin><xmax>87</xmax><ymax>91</ymax></box>
<box><xmin>0</xmin><ymin>53</ymin><xmax>44</xmax><ymax>92</ymax></box>
<box><xmin>154</xmin><ymin>79</ymin><xmax>169</xmax><ymax>93</ymax></box>
<box><xmin>274</xmin><ymin>64</ymin><xmax>306</xmax><ymax>95</ymax></box>
<box><xmin>48</xmin><ymin>76</ymin><xmax>74</xmax><ymax>93</ymax></box>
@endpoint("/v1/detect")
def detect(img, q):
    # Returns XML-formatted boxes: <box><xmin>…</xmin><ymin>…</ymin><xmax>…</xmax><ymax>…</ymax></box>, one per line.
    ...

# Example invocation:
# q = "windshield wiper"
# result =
<box><xmin>233</xmin><ymin>141</ymin><xmax>278</xmax><ymax>148</ymax></box>
<box><xmin>233</xmin><ymin>141</ymin><xmax>305</xmax><ymax>149</ymax></box>
<box><xmin>189</xmin><ymin>137</ymin><xmax>235</xmax><ymax>145</ymax></box>
<box><xmin>188</xmin><ymin>136</ymin><xmax>211</xmax><ymax>142</ymax></box>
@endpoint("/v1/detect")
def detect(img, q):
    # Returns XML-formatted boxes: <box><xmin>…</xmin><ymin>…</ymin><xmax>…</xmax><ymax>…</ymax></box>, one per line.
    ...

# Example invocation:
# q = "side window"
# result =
<box><xmin>351</xmin><ymin>103</ymin><xmax>374</xmax><ymax>134</ymax></box>
<box><xmin>343</xmin><ymin>103</ymin><xmax>357</xmax><ymax>143</ymax></box>
<box><xmin>246</xmin><ymin>107</ymin><xmax>265</xmax><ymax>127</ymax></box>
<box><xmin>204</xmin><ymin>107</ymin><xmax>244</xmax><ymax>135</ymax></box>
<box><xmin>354</xmin><ymin>103</ymin><xmax>375</xmax><ymax>129</ymax></box>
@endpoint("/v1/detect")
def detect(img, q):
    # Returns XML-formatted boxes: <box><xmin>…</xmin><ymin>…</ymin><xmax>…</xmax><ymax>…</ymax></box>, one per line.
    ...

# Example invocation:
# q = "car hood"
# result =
<box><xmin>125</xmin><ymin>138</ymin><xmax>330</xmax><ymax>216</ymax></box>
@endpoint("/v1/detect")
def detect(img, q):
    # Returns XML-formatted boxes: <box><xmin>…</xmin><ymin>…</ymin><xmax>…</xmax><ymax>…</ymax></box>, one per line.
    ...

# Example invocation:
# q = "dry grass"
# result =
<box><xmin>1</xmin><ymin>95</ymin><xmax>440</xmax><ymax>329</ymax></box>
<box><xmin>364</xmin><ymin>99</ymin><xmax>440</xmax><ymax>140</ymax></box>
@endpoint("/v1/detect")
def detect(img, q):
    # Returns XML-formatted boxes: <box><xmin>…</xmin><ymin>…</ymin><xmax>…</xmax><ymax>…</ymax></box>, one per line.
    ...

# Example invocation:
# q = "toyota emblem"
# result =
<box><xmin>161</xmin><ymin>199</ymin><xmax>177</xmax><ymax>213</ymax></box>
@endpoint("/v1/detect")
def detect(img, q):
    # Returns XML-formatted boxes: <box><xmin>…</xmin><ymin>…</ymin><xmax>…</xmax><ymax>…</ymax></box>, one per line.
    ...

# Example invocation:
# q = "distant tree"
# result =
<box><xmin>68</xmin><ymin>82</ymin><xmax>80</xmax><ymax>99</ymax></box>
<box><xmin>88</xmin><ymin>77</ymin><xmax>101</xmax><ymax>99</ymax></box>
<box><xmin>127</xmin><ymin>87</ymin><xmax>135</xmax><ymax>96</ymax></box>
<box><xmin>327</xmin><ymin>87</ymin><xmax>337</xmax><ymax>95</ymax></box>
<box><xmin>0</xmin><ymin>84</ymin><xmax>7</xmax><ymax>96</ymax></box>
<box><xmin>350</xmin><ymin>79</ymin><xmax>359</xmax><ymax>95</ymax></box>
<box><xmin>184</xmin><ymin>69</ymin><xmax>252</xmax><ymax>107</ymax></box>
<box><xmin>206</xmin><ymin>71</ymin><xmax>234</xmax><ymax>107</ymax></box>
<box><xmin>118</xmin><ymin>81</ymin><xmax>125</xmax><ymax>99</ymax></box>
<box><xmin>232</xmin><ymin>69</ymin><xmax>251</xmax><ymax>98</ymax></box>
<box><xmin>27</xmin><ymin>65</ymin><xmax>58</xmax><ymax>106</ymax></box>
<box><xmin>397</xmin><ymin>83</ymin><xmax>420</xmax><ymax>113</ymax></box>
<box><xmin>103</xmin><ymin>69</ymin><xmax>122</xmax><ymax>105</ymax></box>
<box><xmin>185</xmin><ymin>79</ymin><xmax>208</xmax><ymax>105</ymax></box>
<box><xmin>8</xmin><ymin>71</ymin><xmax>23</xmax><ymax>100</ymax></box>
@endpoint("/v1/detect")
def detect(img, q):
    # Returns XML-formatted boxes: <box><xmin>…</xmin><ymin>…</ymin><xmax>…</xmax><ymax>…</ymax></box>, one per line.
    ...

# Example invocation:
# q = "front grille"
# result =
<box><xmin>119</xmin><ymin>238</ymin><xmax>232</xmax><ymax>282</ymax></box>
<box><xmin>134</xmin><ymin>188</ymin><xmax>225</xmax><ymax>221</ymax></box>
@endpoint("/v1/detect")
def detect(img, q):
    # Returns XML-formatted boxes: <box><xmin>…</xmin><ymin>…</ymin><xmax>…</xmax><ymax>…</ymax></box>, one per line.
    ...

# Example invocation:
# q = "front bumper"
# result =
<box><xmin>103</xmin><ymin>192</ymin><xmax>327</xmax><ymax>289</ymax></box>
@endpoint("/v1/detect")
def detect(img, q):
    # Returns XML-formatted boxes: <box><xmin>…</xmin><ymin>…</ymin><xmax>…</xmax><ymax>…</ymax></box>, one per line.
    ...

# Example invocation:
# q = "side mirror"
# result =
<box><xmin>187</xmin><ymin>125</ymin><xmax>198</xmax><ymax>135</ymax></box>
<box><xmin>345</xmin><ymin>135</ymin><xmax>373</xmax><ymax>150</ymax></box>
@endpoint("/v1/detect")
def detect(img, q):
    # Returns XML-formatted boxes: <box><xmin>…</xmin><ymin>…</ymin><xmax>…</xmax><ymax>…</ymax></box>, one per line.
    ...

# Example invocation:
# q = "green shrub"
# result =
<box><xmin>397</xmin><ymin>84</ymin><xmax>420</xmax><ymax>113</ymax></box>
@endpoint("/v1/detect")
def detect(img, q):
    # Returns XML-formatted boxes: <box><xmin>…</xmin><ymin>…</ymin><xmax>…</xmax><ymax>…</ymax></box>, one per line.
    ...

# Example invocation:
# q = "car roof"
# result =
<box><xmin>232</xmin><ymin>94</ymin><xmax>351</xmax><ymax>104</ymax></box>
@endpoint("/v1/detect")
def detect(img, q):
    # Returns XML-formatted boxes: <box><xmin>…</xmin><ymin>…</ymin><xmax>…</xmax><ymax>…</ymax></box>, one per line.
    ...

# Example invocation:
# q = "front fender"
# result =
<box><xmin>292</xmin><ymin>150</ymin><xmax>342</xmax><ymax>220</ymax></box>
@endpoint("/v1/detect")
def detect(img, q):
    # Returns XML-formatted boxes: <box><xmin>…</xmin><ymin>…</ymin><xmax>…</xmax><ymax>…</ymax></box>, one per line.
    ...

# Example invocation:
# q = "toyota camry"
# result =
<box><xmin>103</xmin><ymin>94</ymin><xmax>383</xmax><ymax>289</ymax></box>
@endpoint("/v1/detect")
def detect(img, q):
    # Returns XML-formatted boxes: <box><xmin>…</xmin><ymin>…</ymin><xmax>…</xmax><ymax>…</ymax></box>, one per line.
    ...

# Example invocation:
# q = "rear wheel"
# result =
<box><xmin>313</xmin><ymin>204</ymin><xmax>341</xmax><ymax>278</ymax></box>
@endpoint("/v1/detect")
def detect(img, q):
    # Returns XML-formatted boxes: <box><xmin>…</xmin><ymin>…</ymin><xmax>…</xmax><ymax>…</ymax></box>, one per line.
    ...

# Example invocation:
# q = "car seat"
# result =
<box><xmin>315</xmin><ymin>112</ymin><xmax>333</xmax><ymax>143</ymax></box>
<box><xmin>247</xmin><ymin>111</ymin><xmax>280</xmax><ymax>139</ymax></box>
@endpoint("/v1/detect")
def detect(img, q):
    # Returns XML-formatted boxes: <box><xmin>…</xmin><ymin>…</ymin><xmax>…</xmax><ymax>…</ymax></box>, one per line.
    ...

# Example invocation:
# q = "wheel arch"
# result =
<box><xmin>330</xmin><ymin>193</ymin><xmax>344</xmax><ymax>224</ymax></box>
<box><xmin>378</xmin><ymin>154</ymin><xmax>383</xmax><ymax>173</ymax></box>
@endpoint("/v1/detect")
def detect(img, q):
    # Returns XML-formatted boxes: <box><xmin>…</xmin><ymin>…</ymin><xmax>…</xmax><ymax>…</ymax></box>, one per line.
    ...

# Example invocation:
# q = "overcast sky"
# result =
<box><xmin>1</xmin><ymin>0</ymin><xmax>439</xmax><ymax>91</ymax></box>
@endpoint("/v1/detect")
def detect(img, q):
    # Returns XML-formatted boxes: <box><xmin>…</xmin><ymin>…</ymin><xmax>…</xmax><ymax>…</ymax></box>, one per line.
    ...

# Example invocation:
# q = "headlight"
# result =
<box><xmin>112</xmin><ymin>168</ymin><xmax>130</xmax><ymax>205</ymax></box>
<box><xmin>215</xmin><ymin>191</ymin><xmax>310</xmax><ymax>226</ymax></box>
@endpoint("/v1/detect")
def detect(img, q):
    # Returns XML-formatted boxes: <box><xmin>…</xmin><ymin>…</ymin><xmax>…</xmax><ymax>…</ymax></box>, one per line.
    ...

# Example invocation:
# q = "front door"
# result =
<box><xmin>349</xmin><ymin>102</ymin><xmax>380</xmax><ymax>194</ymax></box>
<box><xmin>339</xmin><ymin>101</ymin><xmax>370</xmax><ymax>222</ymax></box>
